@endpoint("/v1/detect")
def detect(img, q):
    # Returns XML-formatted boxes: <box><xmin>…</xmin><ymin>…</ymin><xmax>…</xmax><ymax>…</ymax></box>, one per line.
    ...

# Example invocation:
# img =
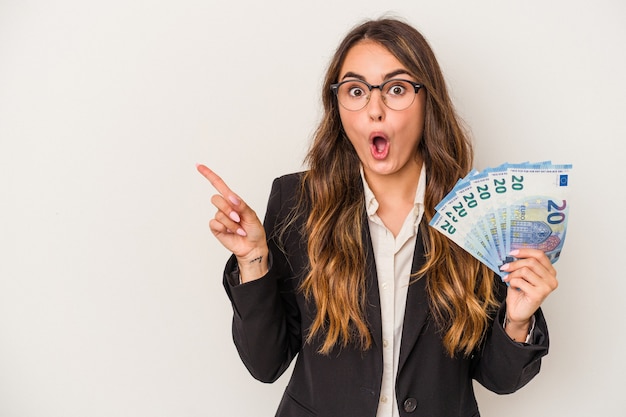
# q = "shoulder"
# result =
<box><xmin>264</xmin><ymin>171</ymin><xmax>309</xmax><ymax>243</ymax></box>
<box><xmin>268</xmin><ymin>171</ymin><xmax>307</xmax><ymax>203</ymax></box>
<box><xmin>272</xmin><ymin>171</ymin><xmax>306</xmax><ymax>189</ymax></box>
<box><xmin>265</xmin><ymin>171</ymin><xmax>308</xmax><ymax>219</ymax></box>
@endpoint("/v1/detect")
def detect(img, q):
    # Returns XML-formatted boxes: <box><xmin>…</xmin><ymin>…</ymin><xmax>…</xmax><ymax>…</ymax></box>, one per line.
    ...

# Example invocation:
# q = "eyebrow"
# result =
<box><xmin>340</xmin><ymin>69</ymin><xmax>413</xmax><ymax>82</ymax></box>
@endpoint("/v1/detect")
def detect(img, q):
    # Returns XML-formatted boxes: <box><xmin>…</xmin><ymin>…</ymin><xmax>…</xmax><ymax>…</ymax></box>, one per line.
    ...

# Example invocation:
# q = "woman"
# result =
<box><xmin>197</xmin><ymin>17</ymin><xmax>557</xmax><ymax>417</ymax></box>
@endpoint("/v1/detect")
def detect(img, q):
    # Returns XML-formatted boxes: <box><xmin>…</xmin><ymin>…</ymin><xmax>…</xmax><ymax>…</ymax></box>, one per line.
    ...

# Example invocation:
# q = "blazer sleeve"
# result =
<box><xmin>222</xmin><ymin>175</ymin><xmax>303</xmax><ymax>383</ymax></box>
<box><xmin>471</xmin><ymin>277</ymin><xmax>550</xmax><ymax>394</ymax></box>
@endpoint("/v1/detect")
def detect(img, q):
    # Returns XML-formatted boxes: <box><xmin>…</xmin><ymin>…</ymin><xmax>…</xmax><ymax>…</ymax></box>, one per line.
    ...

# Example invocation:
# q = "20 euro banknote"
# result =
<box><xmin>429</xmin><ymin>162</ymin><xmax>572</xmax><ymax>275</ymax></box>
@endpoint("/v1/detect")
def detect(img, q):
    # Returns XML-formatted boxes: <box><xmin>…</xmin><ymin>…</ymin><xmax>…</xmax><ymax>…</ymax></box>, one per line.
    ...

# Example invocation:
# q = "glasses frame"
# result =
<box><xmin>330</xmin><ymin>78</ymin><xmax>423</xmax><ymax>111</ymax></box>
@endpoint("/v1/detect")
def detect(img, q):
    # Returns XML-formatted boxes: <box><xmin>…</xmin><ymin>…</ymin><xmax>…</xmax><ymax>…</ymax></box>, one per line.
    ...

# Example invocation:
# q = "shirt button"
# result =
<box><xmin>403</xmin><ymin>398</ymin><xmax>418</xmax><ymax>412</ymax></box>
<box><xmin>383</xmin><ymin>339</ymin><xmax>389</xmax><ymax>348</ymax></box>
<box><xmin>381</xmin><ymin>282</ymin><xmax>388</xmax><ymax>290</ymax></box>
<box><xmin>380</xmin><ymin>395</ymin><xmax>388</xmax><ymax>403</ymax></box>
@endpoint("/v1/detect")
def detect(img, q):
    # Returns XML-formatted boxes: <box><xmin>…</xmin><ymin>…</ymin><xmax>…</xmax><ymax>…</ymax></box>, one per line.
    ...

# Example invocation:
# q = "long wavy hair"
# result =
<box><xmin>291</xmin><ymin>18</ymin><xmax>497</xmax><ymax>357</ymax></box>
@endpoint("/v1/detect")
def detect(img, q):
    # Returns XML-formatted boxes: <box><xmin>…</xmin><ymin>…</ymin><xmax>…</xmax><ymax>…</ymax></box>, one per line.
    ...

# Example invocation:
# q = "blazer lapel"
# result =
<box><xmin>397</xmin><ymin>222</ymin><xmax>430</xmax><ymax>372</ymax></box>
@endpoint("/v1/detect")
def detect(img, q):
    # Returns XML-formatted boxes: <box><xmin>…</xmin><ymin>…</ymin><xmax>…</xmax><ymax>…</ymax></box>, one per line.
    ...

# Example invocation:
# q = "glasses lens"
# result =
<box><xmin>381</xmin><ymin>80</ymin><xmax>417</xmax><ymax>111</ymax></box>
<box><xmin>336</xmin><ymin>80</ymin><xmax>370</xmax><ymax>111</ymax></box>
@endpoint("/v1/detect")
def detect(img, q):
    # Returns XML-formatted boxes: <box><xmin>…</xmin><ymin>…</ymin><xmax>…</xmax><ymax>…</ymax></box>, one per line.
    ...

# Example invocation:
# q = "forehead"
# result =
<box><xmin>339</xmin><ymin>40</ymin><xmax>407</xmax><ymax>81</ymax></box>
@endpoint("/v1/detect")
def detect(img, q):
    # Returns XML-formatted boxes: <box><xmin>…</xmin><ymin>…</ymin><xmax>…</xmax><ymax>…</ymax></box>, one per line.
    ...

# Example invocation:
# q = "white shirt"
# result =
<box><xmin>360</xmin><ymin>165</ymin><xmax>426</xmax><ymax>417</ymax></box>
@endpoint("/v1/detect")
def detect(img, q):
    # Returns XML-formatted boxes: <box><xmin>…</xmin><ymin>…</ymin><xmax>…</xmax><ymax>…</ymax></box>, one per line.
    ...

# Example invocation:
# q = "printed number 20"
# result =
<box><xmin>547</xmin><ymin>199</ymin><xmax>566</xmax><ymax>225</ymax></box>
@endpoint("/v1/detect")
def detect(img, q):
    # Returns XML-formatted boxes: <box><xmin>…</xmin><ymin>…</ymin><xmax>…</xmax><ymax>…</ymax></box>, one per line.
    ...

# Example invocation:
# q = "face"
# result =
<box><xmin>337</xmin><ymin>40</ymin><xmax>426</xmax><ymax>182</ymax></box>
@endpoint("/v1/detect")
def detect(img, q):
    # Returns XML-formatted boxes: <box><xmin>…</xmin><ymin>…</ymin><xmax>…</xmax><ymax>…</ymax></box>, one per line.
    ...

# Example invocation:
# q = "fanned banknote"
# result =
<box><xmin>429</xmin><ymin>162</ymin><xmax>572</xmax><ymax>277</ymax></box>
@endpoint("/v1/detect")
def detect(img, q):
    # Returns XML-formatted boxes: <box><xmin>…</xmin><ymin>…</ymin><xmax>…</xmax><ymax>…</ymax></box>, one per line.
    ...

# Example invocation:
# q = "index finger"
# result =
<box><xmin>510</xmin><ymin>248</ymin><xmax>555</xmax><ymax>273</ymax></box>
<box><xmin>196</xmin><ymin>164</ymin><xmax>239</xmax><ymax>203</ymax></box>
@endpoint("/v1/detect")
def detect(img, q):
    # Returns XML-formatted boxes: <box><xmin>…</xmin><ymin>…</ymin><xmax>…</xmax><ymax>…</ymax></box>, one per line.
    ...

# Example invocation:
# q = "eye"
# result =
<box><xmin>347</xmin><ymin>85</ymin><xmax>366</xmax><ymax>98</ymax></box>
<box><xmin>385</xmin><ymin>81</ymin><xmax>408</xmax><ymax>96</ymax></box>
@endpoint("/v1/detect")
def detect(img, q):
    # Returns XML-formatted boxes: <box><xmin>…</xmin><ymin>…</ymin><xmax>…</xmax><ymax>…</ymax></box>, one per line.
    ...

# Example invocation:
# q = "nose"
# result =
<box><xmin>367</xmin><ymin>88</ymin><xmax>385</xmax><ymax>121</ymax></box>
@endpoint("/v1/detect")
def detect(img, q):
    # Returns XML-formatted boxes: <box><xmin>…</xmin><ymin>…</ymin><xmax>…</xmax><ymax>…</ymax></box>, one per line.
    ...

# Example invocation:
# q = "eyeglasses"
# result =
<box><xmin>330</xmin><ymin>79</ymin><xmax>423</xmax><ymax>111</ymax></box>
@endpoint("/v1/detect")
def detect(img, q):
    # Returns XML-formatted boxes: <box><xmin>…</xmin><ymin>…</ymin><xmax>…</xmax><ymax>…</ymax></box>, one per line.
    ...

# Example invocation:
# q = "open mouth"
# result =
<box><xmin>370</xmin><ymin>135</ymin><xmax>390</xmax><ymax>159</ymax></box>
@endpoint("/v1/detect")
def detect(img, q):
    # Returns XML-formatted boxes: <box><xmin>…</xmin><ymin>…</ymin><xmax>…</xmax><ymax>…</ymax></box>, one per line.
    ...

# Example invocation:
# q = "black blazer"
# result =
<box><xmin>223</xmin><ymin>173</ymin><xmax>549</xmax><ymax>417</ymax></box>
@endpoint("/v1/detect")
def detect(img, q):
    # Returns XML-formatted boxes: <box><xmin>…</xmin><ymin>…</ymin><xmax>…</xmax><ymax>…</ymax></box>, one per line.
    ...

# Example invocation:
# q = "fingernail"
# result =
<box><xmin>229</xmin><ymin>211</ymin><xmax>240</xmax><ymax>223</ymax></box>
<box><xmin>195</xmin><ymin>163</ymin><xmax>200</xmax><ymax>168</ymax></box>
<box><xmin>229</xmin><ymin>195</ymin><xmax>241</xmax><ymax>206</ymax></box>
<box><xmin>509</xmin><ymin>249</ymin><xmax>520</xmax><ymax>256</ymax></box>
<box><xmin>500</xmin><ymin>263</ymin><xmax>510</xmax><ymax>271</ymax></box>
<box><xmin>236</xmin><ymin>228</ymin><xmax>247</xmax><ymax>237</ymax></box>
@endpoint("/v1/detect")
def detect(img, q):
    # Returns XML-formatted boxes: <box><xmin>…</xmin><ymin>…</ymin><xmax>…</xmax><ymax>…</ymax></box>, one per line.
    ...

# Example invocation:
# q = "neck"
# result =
<box><xmin>363</xmin><ymin>158</ymin><xmax>423</xmax><ymax>238</ymax></box>
<box><xmin>364</xmin><ymin>158</ymin><xmax>423</xmax><ymax>205</ymax></box>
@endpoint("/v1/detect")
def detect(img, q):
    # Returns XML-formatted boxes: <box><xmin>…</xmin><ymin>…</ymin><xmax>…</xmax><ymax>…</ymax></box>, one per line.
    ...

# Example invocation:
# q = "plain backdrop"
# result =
<box><xmin>1</xmin><ymin>0</ymin><xmax>624</xmax><ymax>416</ymax></box>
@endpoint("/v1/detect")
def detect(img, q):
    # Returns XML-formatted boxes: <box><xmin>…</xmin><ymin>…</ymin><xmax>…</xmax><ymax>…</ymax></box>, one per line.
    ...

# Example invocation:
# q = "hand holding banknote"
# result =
<box><xmin>430</xmin><ymin>161</ymin><xmax>570</xmax><ymax>342</ymax></box>
<box><xmin>499</xmin><ymin>248</ymin><xmax>558</xmax><ymax>341</ymax></box>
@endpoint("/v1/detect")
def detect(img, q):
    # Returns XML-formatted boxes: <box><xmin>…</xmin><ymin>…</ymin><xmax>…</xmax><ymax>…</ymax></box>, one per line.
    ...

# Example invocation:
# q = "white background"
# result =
<box><xmin>1</xmin><ymin>0</ymin><xmax>624</xmax><ymax>416</ymax></box>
